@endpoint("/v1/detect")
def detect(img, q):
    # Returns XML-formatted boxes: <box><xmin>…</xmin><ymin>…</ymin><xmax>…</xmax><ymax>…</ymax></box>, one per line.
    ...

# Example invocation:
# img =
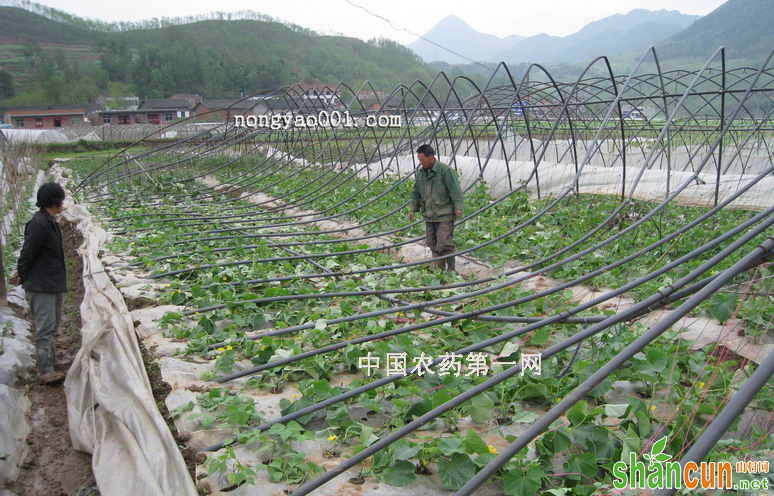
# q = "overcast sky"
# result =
<box><xmin>7</xmin><ymin>0</ymin><xmax>729</xmax><ymax>43</ymax></box>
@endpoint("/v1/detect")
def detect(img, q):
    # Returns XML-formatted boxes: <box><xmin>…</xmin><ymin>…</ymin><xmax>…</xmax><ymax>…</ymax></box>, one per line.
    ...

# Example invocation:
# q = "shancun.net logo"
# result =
<box><xmin>613</xmin><ymin>436</ymin><xmax>770</xmax><ymax>491</ymax></box>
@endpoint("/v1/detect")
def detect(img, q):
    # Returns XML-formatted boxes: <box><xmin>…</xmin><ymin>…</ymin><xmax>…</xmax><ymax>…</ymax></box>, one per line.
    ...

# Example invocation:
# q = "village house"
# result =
<box><xmin>2</xmin><ymin>105</ymin><xmax>98</xmax><ymax>128</ymax></box>
<box><xmin>91</xmin><ymin>98</ymin><xmax>193</xmax><ymax>126</ymax></box>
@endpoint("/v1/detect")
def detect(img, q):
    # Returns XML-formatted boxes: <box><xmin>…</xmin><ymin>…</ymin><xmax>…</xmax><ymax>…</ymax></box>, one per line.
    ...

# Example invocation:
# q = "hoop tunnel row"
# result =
<box><xmin>73</xmin><ymin>46</ymin><xmax>774</xmax><ymax>495</ymax></box>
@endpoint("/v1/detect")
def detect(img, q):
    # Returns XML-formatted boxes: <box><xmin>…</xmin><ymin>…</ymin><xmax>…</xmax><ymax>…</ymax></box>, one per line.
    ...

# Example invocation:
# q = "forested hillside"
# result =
<box><xmin>656</xmin><ymin>0</ymin><xmax>774</xmax><ymax>64</ymax></box>
<box><xmin>0</xmin><ymin>6</ymin><xmax>435</xmax><ymax>105</ymax></box>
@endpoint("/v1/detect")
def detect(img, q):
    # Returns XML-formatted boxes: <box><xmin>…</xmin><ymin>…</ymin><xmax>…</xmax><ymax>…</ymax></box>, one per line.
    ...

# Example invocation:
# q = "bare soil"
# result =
<box><xmin>138</xmin><ymin>339</ymin><xmax>198</xmax><ymax>482</ymax></box>
<box><xmin>6</xmin><ymin>219</ymin><xmax>98</xmax><ymax>496</ymax></box>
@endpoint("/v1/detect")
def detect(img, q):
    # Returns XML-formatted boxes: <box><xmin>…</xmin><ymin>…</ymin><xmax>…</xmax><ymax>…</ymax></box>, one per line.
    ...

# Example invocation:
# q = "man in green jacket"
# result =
<box><xmin>408</xmin><ymin>144</ymin><xmax>464</xmax><ymax>272</ymax></box>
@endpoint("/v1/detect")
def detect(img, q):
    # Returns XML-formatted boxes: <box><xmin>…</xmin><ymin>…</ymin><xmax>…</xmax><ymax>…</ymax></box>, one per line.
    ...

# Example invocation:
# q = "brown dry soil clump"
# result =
<box><xmin>7</xmin><ymin>220</ymin><xmax>97</xmax><ymax>496</ymax></box>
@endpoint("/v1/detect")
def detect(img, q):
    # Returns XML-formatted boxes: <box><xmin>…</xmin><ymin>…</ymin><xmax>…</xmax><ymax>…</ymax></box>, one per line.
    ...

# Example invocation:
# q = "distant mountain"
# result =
<box><xmin>407</xmin><ymin>15</ymin><xmax>524</xmax><ymax>64</ymax></box>
<box><xmin>491</xmin><ymin>9</ymin><xmax>699</xmax><ymax>64</ymax></box>
<box><xmin>656</xmin><ymin>0</ymin><xmax>774</xmax><ymax>62</ymax></box>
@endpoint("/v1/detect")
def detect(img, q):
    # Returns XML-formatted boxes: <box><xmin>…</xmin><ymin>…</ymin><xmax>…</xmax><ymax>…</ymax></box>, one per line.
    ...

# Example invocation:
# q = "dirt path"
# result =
<box><xmin>6</xmin><ymin>219</ymin><xmax>98</xmax><ymax>496</ymax></box>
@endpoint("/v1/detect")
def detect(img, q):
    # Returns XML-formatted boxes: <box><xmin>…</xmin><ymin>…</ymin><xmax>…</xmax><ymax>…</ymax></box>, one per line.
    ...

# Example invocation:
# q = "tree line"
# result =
<box><xmin>1</xmin><ymin>12</ymin><xmax>436</xmax><ymax>107</ymax></box>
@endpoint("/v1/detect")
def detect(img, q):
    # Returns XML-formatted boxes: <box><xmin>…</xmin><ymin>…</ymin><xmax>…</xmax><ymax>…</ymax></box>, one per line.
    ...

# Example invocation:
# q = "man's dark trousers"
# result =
<box><xmin>426</xmin><ymin>220</ymin><xmax>456</xmax><ymax>271</ymax></box>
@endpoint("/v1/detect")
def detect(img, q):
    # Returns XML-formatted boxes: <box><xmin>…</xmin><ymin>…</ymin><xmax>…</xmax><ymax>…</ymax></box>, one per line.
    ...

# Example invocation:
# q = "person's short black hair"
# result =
<box><xmin>416</xmin><ymin>144</ymin><xmax>435</xmax><ymax>156</ymax></box>
<box><xmin>36</xmin><ymin>182</ymin><xmax>65</xmax><ymax>209</ymax></box>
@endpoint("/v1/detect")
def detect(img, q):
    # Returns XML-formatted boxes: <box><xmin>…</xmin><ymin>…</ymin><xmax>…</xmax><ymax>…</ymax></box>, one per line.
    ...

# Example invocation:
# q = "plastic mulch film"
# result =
<box><xmin>0</xmin><ymin>308</ymin><xmax>33</xmax><ymax>490</ymax></box>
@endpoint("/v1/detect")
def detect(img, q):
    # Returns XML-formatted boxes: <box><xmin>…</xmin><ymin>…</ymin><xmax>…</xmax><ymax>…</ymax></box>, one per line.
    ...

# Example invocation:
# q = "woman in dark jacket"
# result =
<box><xmin>12</xmin><ymin>182</ymin><xmax>67</xmax><ymax>384</ymax></box>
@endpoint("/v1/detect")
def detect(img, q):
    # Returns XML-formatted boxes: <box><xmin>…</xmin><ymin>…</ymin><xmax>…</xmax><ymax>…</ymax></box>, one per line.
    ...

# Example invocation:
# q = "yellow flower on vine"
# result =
<box><xmin>226</xmin><ymin>345</ymin><xmax>233</xmax><ymax>351</ymax></box>
<box><xmin>217</xmin><ymin>347</ymin><xmax>225</xmax><ymax>352</ymax></box>
<box><xmin>260</xmin><ymin>345</ymin><xmax>266</xmax><ymax>351</ymax></box>
<box><xmin>328</xmin><ymin>435</ymin><xmax>337</xmax><ymax>442</ymax></box>
<box><xmin>488</xmin><ymin>444</ymin><xmax>497</xmax><ymax>455</ymax></box>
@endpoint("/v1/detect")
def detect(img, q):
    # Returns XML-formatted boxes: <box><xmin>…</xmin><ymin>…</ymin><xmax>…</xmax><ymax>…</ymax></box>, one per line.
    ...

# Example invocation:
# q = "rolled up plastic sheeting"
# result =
<box><xmin>0</xmin><ymin>384</ymin><xmax>30</xmax><ymax>490</ymax></box>
<box><xmin>61</xmin><ymin>196</ymin><xmax>197</xmax><ymax>496</ymax></box>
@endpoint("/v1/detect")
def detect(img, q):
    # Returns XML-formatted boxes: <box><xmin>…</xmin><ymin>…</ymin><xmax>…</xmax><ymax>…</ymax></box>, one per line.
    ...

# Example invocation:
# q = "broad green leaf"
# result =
<box><xmin>634</xmin><ymin>411</ymin><xmax>651</xmax><ymax>437</ymax></box>
<box><xmin>438</xmin><ymin>453</ymin><xmax>477</xmax><ymax>490</ymax></box>
<box><xmin>621</xmin><ymin>424</ymin><xmax>641</xmax><ymax>462</ymax></box>
<box><xmin>538</xmin><ymin>426</ymin><xmax>571</xmax><ymax>455</ymax></box>
<box><xmin>545</xmin><ymin>490</ymin><xmax>572</xmax><ymax>496</ymax></box>
<box><xmin>392</xmin><ymin>442</ymin><xmax>420</xmax><ymax>461</ymax></box>
<box><xmin>371</xmin><ymin>450</ymin><xmax>390</xmax><ymax>471</ymax></box>
<box><xmin>383</xmin><ymin>460</ymin><xmax>417</xmax><ymax>486</ymax></box>
<box><xmin>463</xmin><ymin>429</ymin><xmax>490</xmax><ymax>455</ymax></box>
<box><xmin>465</xmin><ymin>393</ymin><xmax>495</xmax><ymax>423</ymax></box>
<box><xmin>563</xmin><ymin>452</ymin><xmax>599</xmax><ymax>481</ymax></box>
<box><xmin>530</xmin><ymin>327</ymin><xmax>550</xmax><ymax>345</ymax></box>
<box><xmin>589</xmin><ymin>376</ymin><xmax>613</xmax><ymax>398</ymax></box>
<box><xmin>431</xmin><ymin>389</ymin><xmax>452</xmax><ymax>408</ymax></box>
<box><xmin>360</xmin><ymin>426</ymin><xmax>379</xmax><ymax>447</ymax></box>
<box><xmin>511</xmin><ymin>405</ymin><xmax>540</xmax><ymax>423</ymax></box>
<box><xmin>499</xmin><ymin>341</ymin><xmax>520</xmax><ymax>358</ymax></box>
<box><xmin>311</xmin><ymin>380</ymin><xmax>333</xmax><ymax>398</ymax></box>
<box><xmin>279</xmin><ymin>396</ymin><xmax>315</xmax><ymax>424</ymax></box>
<box><xmin>627</xmin><ymin>397</ymin><xmax>648</xmax><ymax>415</ymax></box>
<box><xmin>603</xmin><ymin>403</ymin><xmax>629</xmax><ymax>418</ymax></box>
<box><xmin>404</xmin><ymin>399</ymin><xmax>432</xmax><ymax>421</ymax></box>
<box><xmin>170</xmin><ymin>401</ymin><xmax>194</xmax><ymax>416</ymax></box>
<box><xmin>199</xmin><ymin>413</ymin><xmax>216</xmax><ymax>429</ymax></box>
<box><xmin>503</xmin><ymin>465</ymin><xmax>543</xmax><ymax>495</ymax></box>
<box><xmin>247</xmin><ymin>313</ymin><xmax>265</xmax><ymax>329</ymax></box>
<box><xmin>224</xmin><ymin>404</ymin><xmax>249</xmax><ymax>425</ymax></box>
<box><xmin>518</xmin><ymin>383</ymin><xmax>549</xmax><ymax>400</ymax></box>
<box><xmin>437</xmin><ymin>437</ymin><xmax>466</xmax><ymax>455</ymax></box>
<box><xmin>567</xmin><ymin>400</ymin><xmax>588</xmax><ymax>426</ymax></box>
<box><xmin>472</xmin><ymin>452</ymin><xmax>496</xmax><ymax>468</ymax></box>
<box><xmin>708</xmin><ymin>293</ymin><xmax>737</xmax><ymax>322</ymax></box>
<box><xmin>583</xmin><ymin>425</ymin><xmax>620</xmax><ymax>462</ymax></box>
<box><xmin>643</xmin><ymin>349</ymin><xmax>668</xmax><ymax>374</ymax></box>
